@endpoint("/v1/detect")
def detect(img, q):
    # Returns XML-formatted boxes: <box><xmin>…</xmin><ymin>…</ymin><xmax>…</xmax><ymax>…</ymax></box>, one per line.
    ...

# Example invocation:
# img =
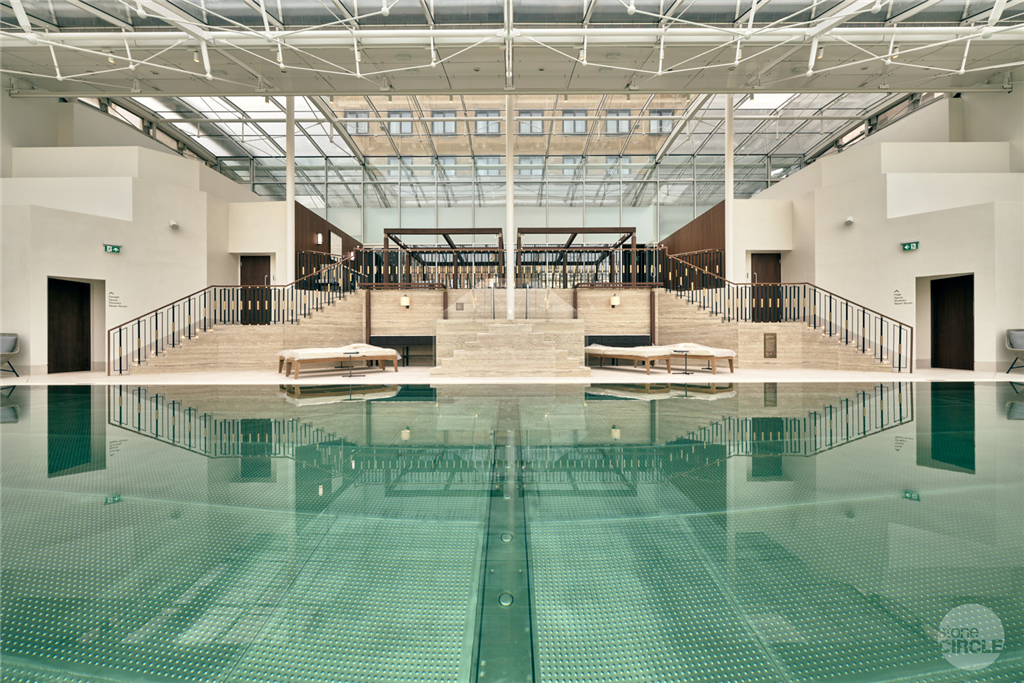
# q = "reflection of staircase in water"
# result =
<box><xmin>682</xmin><ymin>381</ymin><xmax>914</xmax><ymax>457</ymax></box>
<box><xmin>109</xmin><ymin>382</ymin><xmax>913</xmax><ymax>478</ymax></box>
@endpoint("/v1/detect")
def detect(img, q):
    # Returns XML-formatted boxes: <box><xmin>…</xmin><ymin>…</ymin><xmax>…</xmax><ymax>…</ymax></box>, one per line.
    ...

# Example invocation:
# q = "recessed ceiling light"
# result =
<box><xmin>473</xmin><ymin>67</ymin><xmax>480</xmax><ymax>72</ymax></box>
<box><xmin>538</xmin><ymin>67</ymin><xmax>545</xmax><ymax>72</ymax></box>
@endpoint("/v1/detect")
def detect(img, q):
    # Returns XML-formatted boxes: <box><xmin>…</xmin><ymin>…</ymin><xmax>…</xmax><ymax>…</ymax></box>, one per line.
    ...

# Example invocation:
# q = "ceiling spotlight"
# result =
<box><xmin>193</xmin><ymin>50</ymin><xmax>200</xmax><ymax>63</ymax></box>
<box><xmin>627</xmin><ymin>0</ymin><xmax>636</xmax><ymax>15</ymax></box>
<box><xmin>108</xmin><ymin>52</ymin><xmax>116</xmax><ymax>64</ymax></box>
<box><xmin>381</xmin><ymin>0</ymin><xmax>389</xmax><ymax>16</ymax></box>
<box><xmin>817</xmin><ymin>46</ymin><xmax>825</xmax><ymax>61</ymax></box>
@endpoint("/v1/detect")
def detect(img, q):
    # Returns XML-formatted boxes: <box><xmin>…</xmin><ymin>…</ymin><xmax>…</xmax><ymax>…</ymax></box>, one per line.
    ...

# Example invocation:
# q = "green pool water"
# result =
<box><xmin>1</xmin><ymin>382</ymin><xmax>1021</xmax><ymax>682</ymax></box>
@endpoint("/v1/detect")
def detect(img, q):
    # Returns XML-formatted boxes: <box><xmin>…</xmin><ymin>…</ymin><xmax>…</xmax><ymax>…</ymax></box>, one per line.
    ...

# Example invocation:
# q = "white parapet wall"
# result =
<box><xmin>732</xmin><ymin>131</ymin><xmax>1024</xmax><ymax>372</ymax></box>
<box><xmin>0</xmin><ymin>145</ymin><xmax>274</xmax><ymax>375</ymax></box>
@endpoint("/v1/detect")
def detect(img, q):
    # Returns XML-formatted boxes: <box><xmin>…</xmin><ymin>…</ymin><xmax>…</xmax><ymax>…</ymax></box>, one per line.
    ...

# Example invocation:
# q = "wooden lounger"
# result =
<box><xmin>586</xmin><ymin>350</ymin><xmax>673</xmax><ymax>375</ymax></box>
<box><xmin>283</xmin><ymin>354</ymin><xmax>399</xmax><ymax>378</ymax></box>
<box><xmin>673</xmin><ymin>353</ymin><xmax>735</xmax><ymax>374</ymax></box>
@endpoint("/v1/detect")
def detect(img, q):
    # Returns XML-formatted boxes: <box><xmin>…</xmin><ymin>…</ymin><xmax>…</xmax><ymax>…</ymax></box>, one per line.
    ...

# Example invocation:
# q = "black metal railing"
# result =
<box><xmin>357</xmin><ymin>247</ymin><xmax>504</xmax><ymax>289</ymax></box>
<box><xmin>664</xmin><ymin>252</ymin><xmax>914</xmax><ymax>373</ymax></box>
<box><xmin>516</xmin><ymin>246</ymin><xmax>663</xmax><ymax>288</ymax></box>
<box><xmin>107</xmin><ymin>254</ymin><xmax>363</xmax><ymax>375</ymax></box>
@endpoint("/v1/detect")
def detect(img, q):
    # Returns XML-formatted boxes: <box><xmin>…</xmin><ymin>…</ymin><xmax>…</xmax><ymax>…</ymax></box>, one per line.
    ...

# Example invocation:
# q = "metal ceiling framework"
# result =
<box><xmin>1</xmin><ymin>0</ymin><xmax>1022</xmax><ymax>98</ymax></box>
<box><xmin>1</xmin><ymin>1</ymin><xmax>1020</xmax><ymax>219</ymax></box>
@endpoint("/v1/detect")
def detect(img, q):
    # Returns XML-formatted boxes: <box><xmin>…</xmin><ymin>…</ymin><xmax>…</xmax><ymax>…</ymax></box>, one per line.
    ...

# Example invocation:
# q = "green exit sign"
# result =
<box><xmin>901</xmin><ymin>242</ymin><xmax>919</xmax><ymax>252</ymax></box>
<box><xmin>902</xmin><ymin>490</ymin><xmax>920</xmax><ymax>502</ymax></box>
<box><xmin>104</xmin><ymin>244</ymin><xmax>121</xmax><ymax>254</ymax></box>
<box><xmin>104</xmin><ymin>495</ymin><xmax>122</xmax><ymax>505</ymax></box>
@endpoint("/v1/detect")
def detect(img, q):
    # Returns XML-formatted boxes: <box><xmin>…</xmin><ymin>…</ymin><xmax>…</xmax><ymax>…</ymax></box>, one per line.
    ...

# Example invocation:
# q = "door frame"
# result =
<box><xmin>47</xmin><ymin>277</ymin><xmax>105</xmax><ymax>374</ymax></box>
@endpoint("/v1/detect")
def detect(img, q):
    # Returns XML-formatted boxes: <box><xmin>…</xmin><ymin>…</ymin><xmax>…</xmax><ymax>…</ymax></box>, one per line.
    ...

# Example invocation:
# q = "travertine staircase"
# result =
<box><xmin>656</xmin><ymin>289</ymin><xmax>886</xmax><ymax>372</ymax></box>
<box><xmin>131</xmin><ymin>293</ymin><xmax>365</xmax><ymax>375</ymax></box>
<box><xmin>431</xmin><ymin>320</ymin><xmax>591</xmax><ymax>377</ymax></box>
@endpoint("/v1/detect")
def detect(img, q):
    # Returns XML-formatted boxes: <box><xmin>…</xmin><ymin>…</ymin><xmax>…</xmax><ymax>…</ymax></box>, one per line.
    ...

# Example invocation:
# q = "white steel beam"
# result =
<box><xmin>655</xmin><ymin>93</ymin><xmax>712</xmax><ymax>163</ymax></box>
<box><xmin>9</xmin><ymin>25</ymin><xmax>1020</xmax><ymax>49</ymax></box>
<box><xmin>309</xmin><ymin>95</ymin><xmax>365</xmax><ymax>164</ymax></box>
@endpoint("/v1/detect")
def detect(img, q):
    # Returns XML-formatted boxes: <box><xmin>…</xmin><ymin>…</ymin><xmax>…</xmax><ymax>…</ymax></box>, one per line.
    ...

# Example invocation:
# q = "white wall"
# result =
<box><xmin>741</xmin><ymin>130</ymin><xmax>1023</xmax><ymax>371</ymax></box>
<box><xmin>228</xmin><ymin>201</ymin><xmax>289</xmax><ymax>285</ymax></box>
<box><xmin>0</xmin><ymin>98</ymin><xmax>61</xmax><ymax>178</ymax></box>
<box><xmin>860</xmin><ymin>97</ymin><xmax>962</xmax><ymax>147</ymax></box>
<box><xmin>734</xmin><ymin>199</ymin><xmax>792</xmax><ymax>281</ymax></box>
<box><xmin>1</xmin><ymin>145</ymin><xmax>270</xmax><ymax>374</ymax></box>
<box><xmin>960</xmin><ymin>87</ymin><xmax>1024</xmax><ymax>173</ymax></box>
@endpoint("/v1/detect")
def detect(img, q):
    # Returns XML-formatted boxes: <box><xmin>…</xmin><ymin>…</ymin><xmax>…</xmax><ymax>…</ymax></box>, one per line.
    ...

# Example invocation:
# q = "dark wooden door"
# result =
<box><xmin>931</xmin><ymin>274</ymin><xmax>974</xmax><ymax>370</ymax></box>
<box><xmin>240</xmin><ymin>255</ymin><xmax>272</xmax><ymax>325</ymax></box>
<box><xmin>47</xmin><ymin>278</ymin><xmax>91</xmax><ymax>373</ymax></box>
<box><xmin>751</xmin><ymin>253</ymin><xmax>782</xmax><ymax>323</ymax></box>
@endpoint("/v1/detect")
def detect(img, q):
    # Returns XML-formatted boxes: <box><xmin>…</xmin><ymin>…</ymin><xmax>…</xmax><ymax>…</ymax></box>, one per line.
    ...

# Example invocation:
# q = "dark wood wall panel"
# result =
<box><xmin>294</xmin><ymin>202</ymin><xmax>362</xmax><ymax>259</ymax></box>
<box><xmin>660</xmin><ymin>200</ymin><xmax>726</xmax><ymax>277</ymax></box>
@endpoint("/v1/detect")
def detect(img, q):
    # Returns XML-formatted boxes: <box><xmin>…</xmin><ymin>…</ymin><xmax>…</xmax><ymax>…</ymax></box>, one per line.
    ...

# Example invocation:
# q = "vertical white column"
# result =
<box><xmin>285</xmin><ymin>95</ymin><xmax>296</xmax><ymax>283</ymax></box>
<box><xmin>505</xmin><ymin>94</ymin><xmax>515</xmax><ymax>320</ymax></box>
<box><xmin>724</xmin><ymin>94</ymin><xmax>735</xmax><ymax>281</ymax></box>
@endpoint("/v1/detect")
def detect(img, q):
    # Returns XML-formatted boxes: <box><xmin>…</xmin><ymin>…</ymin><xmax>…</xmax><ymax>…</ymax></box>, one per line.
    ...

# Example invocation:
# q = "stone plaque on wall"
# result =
<box><xmin>764</xmin><ymin>333</ymin><xmax>777</xmax><ymax>359</ymax></box>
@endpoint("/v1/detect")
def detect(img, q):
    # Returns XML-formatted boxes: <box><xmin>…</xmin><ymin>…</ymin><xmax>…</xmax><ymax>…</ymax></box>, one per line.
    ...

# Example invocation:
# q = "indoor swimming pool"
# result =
<box><xmin>1</xmin><ymin>382</ymin><xmax>1021</xmax><ymax>682</ymax></box>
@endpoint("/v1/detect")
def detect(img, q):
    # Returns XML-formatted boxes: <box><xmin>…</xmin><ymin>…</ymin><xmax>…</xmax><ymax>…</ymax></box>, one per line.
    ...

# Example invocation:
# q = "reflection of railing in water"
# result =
<box><xmin>683</xmin><ymin>382</ymin><xmax>913</xmax><ymax>457</ymax></box>
<box><xmin>109</xmin><ymin>383</ymin><xmax>913</xmax><ymax>476</ymax></box>
<box><xmin>107</xmin><ymin>386</ymin><xmax>345</xmax><ymax>459</ymax></box>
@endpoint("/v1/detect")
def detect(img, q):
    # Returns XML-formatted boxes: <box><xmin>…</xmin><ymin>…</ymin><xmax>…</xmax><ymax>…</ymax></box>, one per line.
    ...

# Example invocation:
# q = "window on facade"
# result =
<box><xmin>345</xmin><ymin>110</ymin><xmax>369</xmax><ymax>135</ymax></box>
<box><xmin>437</xmin><ymin>156</ymin><xmax>458</xmax><ymax>177</ymax></box>
<box><xmin>518</xmin><ymin>156</ymin><xmax>544</xmax><ymax>176</ymax></box>
<box><xmin>562</xmin><ymin>110</ymin><xmax>587</xmax><ymax>135</ymax></box>
<box><xmin>605</xmin><ymin>110</ymin><xmax>631</xmax><ymax>135</ymax></box>
<box><xmin>432</xmin><ymin>110</ymin><xmax>456</xmax><ymax>136</ymax></box>
<box><xmin>649</xmin><ymin>109</ymin><xmax>674</xmax><ymax>134</ymax></box>
<box><xmin>388</xmin><ymin>110</ymin><xmax>413</xmax><ymax>136</ymax></box>
<box><xmin>519</xmin><ymin>110</ymin><xmax>544</xmax><ymax>135</ymax></box>
<box><xmin>475</xmin><ymin>110</ymin><xmax>500</xmax><ymax>135</ymax></box>
<box><xmin>476</xmin><ymin>156</ymin><xmax>501</xmax><ymax>176</ymax></box>
<box><xmin>561</xmin><ymin>155</ymin><xmax>581</xmax><ymax>176</ymax></box>
<box><xmin>387</xmin><ymin>157</ymin><xmax>403</xmax><ymax>178</ymax></box>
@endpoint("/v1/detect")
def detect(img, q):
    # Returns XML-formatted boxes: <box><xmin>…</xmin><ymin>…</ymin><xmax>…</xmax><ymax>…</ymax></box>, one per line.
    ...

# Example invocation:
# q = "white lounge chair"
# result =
<box><xmin>279</xmin><ymin>344</ymin><xmax>402</xmax><ymax>378</ymax></box>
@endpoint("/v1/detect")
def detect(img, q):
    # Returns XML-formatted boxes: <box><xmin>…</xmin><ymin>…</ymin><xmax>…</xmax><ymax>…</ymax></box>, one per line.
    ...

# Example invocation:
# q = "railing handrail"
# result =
<box><xmin>107</xmin><ymin>253</ymin><xmax>358</xmax><ymax>337</ymax></box>
<box><xmin>663</xmin><ymin>251</ymin><xmax>913</xmax><ymax>331</ymax></box>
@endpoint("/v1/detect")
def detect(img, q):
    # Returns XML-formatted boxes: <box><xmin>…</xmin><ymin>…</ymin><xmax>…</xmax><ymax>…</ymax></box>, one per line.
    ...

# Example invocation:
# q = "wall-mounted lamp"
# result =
<box><xmin>610</xmin><ymin>294</ymin><xmax>621</xmax><ymax>308</ymax></box>
<box><xmin>400</xmin><ymin>427</ymin><xmax>411</xmax><ymax>441</ymax></box>
<box><xmin>400</xmin><ymin>295</ymin><xmax>410</xmax><ymax>308</ymax></box>
<box><xmin>316</xmin><ymin>232</ymin><xmax>323</xmax><ymax>245</ymax></box>
<box><xmin>844</xmin><ymin>216</ymin><xmax>855</xmax><ymax>227</ymax></box>
<box><xmin>611</xmin><ymin>425</ymin><xmax>621</xmax><ymax>441</ymax></box>
<box><xmin>169</xmin><ymin>220</ymin><xmax>180</xmax><ymax>231</ymax></box>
